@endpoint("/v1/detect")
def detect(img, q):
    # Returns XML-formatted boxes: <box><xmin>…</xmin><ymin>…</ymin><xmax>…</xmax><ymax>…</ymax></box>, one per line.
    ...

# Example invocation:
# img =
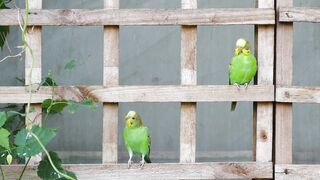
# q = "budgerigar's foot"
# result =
<box><xmin>127</xmin><ymin>160</ymin><xmax>133</xmax><ymax>169</ymax></box>
<box><xmin>234</xmin><ymin>83</ymin><xmax>241</xmax><ymax>90</ymax></box>
<box><xmin>139</xmin><ymin>160</ymin><xmax>145</xmax><ymax>168</ymax></box>
<box><xmin>244</xmin><ymin>83</ymin><xmax>248</xmax><ymax>89</ymax></box>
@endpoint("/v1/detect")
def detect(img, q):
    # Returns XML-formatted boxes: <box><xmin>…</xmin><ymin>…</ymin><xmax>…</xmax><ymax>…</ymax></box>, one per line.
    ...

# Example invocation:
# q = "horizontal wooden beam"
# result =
<box><xmin>275</xmin><ymin>164</ymin><xmax>320</xmax><ymax>179</ymax></box>
<box><xmin>2</xmin><ymin>162</ymin><xmax>272</xmax><ymax>179</ymax></box>
<box><xmin>56</xmin><ymin>150</ymin><xmax>252</xmax><ymax>161</ymax></box>
<box><xmin>276</xmin><ymin>86</ymin><xmax>320</xmax><ymax>103</ymax></box>
<box><xmin>279</xmin><ymin>7</ymin><xmax>320</xmax><ymax>23</ymax></box>
<box><xmin>0</xmin><ymin>85</ymin><xmax>274</xmax><ymax>103</ymax></box>
<box><xmin>0</xmin><ymin>8</ymin><xmax>275</xmax><ymax>26</ymax></box>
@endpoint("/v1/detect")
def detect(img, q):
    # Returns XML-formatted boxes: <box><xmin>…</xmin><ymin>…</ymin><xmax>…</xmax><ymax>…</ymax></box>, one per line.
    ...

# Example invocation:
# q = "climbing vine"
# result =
<box><xmin>0</xmin><ymin>0</ymin><xmax>97</xmax><ymax>179</ymax></box>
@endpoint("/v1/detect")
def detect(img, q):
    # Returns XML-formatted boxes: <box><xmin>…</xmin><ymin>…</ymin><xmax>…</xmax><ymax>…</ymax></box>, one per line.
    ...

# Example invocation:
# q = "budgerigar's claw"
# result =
<box><xmin>127</xmin><ymin>160</ymin><xmax>133</xmax><ymax>169</ymax></box>
<box><xmin>244</xmin><ymin>83</ymin><xmax>249</xmax><ymax>89</ymax></box>
<box><xmin>234</xmin><ymin>83</ymin><xmax>240</xmax><ymax>90</ymax></box>
<box><xmin>244</xmin><ymin>83</ymin><xmax>248</xmax><ymax>89</ymax></box>
<box><xmin>139</xmin><ymin>160</ymin><xmax>145</xmax><ymax>168</ymax></box>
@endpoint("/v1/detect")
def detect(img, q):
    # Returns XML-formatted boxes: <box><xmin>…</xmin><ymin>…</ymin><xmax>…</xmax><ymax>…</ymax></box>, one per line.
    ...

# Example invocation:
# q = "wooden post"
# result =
<box><xmin>275</xmin><ymin>0</ymin><xmax>293</xmax><ymax>164</ymax></box>
<box><xmin>254</xmin><ymin>0</ymin><xmax>274</xmax><ymax>164</ymax></box>
<box><xmin>25</xmin><ymin>0</ymin><xmax>42</xmax><ymax>165</ymax></box>
<box><xmin>180</xmin><ymin>0</ymin><xmax>197</xmax><ymax>163</ymax></box>
<box><xmin>102</xmin><ymin>0</ymin><xmax>119</xmax><ymax>164</ymax></box>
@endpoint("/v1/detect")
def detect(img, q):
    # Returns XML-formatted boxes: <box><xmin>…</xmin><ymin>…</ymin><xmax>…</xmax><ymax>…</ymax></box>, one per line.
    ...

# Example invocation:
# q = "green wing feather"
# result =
<box><xmin>229</xmin><ymin>52</ymin><xmax>257</xmax><ymax>111</ymax></box>
<box><xmin>123</xmin><ymin>125</ymin><xmax>151</xmax><ymax>163</ymax></box>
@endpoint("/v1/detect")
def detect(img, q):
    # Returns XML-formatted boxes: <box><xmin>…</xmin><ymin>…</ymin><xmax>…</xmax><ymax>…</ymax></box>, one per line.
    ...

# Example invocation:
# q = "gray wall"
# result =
<box><xmin>0</xmin><ymin>0</ymin><xmax>319</xmax><ymax>164</ymax></box>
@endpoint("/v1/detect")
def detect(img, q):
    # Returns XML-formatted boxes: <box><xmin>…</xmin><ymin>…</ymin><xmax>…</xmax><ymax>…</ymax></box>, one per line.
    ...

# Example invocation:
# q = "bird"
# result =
<box><xmin>123</xmin><ymin>111</ymin><xmax>151</xmax><ymax>168</ymax></box>
<box><xmin>229</xmin><ymin>38</ymin><xmax>257</xmax><ymax>111</ymax></box>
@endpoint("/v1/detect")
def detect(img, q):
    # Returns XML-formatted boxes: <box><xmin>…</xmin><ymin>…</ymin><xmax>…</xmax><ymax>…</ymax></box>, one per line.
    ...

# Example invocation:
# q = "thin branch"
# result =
<box><xmin>17</xmin><ymin>9</ymin><xmax>24</xmax><ymax>32</ymax></box>
<box><xmin>17</xmin><ymin>157</ymin><xmax>30</xmax><ymax>180</ymax></box>
<box><xmin>0</xmin><ymin>165</ymin><xmax>5</xmax><ymax>180</ymax></box>
<box><xmin>0</xmin><ymin>49</ymin><xmax>25</xmax><ymax>63</ymax></box>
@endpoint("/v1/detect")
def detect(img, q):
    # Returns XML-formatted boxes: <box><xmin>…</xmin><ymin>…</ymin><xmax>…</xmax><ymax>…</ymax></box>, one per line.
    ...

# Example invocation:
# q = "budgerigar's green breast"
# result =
<box><xmin>229</xmin><ymin>53</ymin><xmax>257</xmax><ymax>85</ymax></box>
<box><xmin>123</xmin><ymin>126</ymin><xmax>150</xmax><ymax>156</ymax></box>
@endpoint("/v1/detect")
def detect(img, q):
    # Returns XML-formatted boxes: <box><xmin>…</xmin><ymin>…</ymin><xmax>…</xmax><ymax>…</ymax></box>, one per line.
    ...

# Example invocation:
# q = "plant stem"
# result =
<box><xmin>20</xmin><ymin>1</ymin><xmax>74</xmax><ymax>180</ymax></box>
<box><xmin>0</xmin><ymin>165</ymin><xmax>5</xmax><ymax>180</ymax></box>
<box><xmin>30</xmin><ymin>132</ymin><xmax>75</xmax><ymax>180</ymax></box>
<box><xmin>22</xmin><ymin>0</ymin><xmax>33</xmax><ymax>130</ymax></box>
<box><xmin>18</xmin><ymin>157</ymin><xmax>30</xmax><ymax>180</ymax></box>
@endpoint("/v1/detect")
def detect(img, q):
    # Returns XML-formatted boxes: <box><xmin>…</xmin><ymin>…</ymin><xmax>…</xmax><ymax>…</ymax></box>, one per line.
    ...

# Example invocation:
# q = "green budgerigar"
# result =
<box><xmin>229</xmin><ymin>38</ymin><xmax>257</xmax><ymax>111</ymax></box>
<box><xmin>123</xmin><ymin>111</ymin><xmax>151</xmax><ymax>168</ymax></box>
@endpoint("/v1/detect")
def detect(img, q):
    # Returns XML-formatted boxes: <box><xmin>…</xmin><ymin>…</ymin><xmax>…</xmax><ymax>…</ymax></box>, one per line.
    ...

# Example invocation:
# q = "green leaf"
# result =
<box><xmin>67</xmin><ymin>101</ymin><xmax>79</xmax><ymax>114</ymax></box>
<box><xmin>0</xmin><ymin>128</ymin><xmax>10</xmax><ymax>150</ymax></box>
<box><xmin>67</xmin><ymin>98</ymin><xmax>97</xmax><ymax>114</ymax></box>
<box><xmin>64</xmin><ymin>59</ymin><xmax>77</xmax><ymax>70</ymax></box>
<box><xmin>6</xmin><ymin>111</ymin><xmax>25</xmax><ymax>119</ymax></box>
<box><xmin>0</xmin><ymin>104</ymin><xmax>18</xmax><ymax>110</ymax></box>
<box><xmin>42</xmin><ymin>76</ymin><xmax>57</xmax><ymax>86</ymax></box>
<box><xmin>0</xmin><ymin>147</ymin><xmax>10</xmax><ymax>164</ymax></box>
<box><xmin>14</xmin><ymin>126</ymin><xmax>57</xmax><ymax>157</ymax></box>
<box><xmin>37</xmin><ymin>151</ymin><xmax>77</xmax><ymax>180</ymax></box>
<box><xmin>0</xmin><ymin>112</ymin><xmax>6</xmax><ymax>127</ymax></box>
<box><xmin>42</xmin><ymin>99</ymin><xmax>68</xmax><ymax>114</ymax></box>
<box><xmin>0</xmin><ymin>26</ymin><xmax>9</xmax><ymax>50</ymax></box>
<box><xmin>0</xmin><ymin>0</ymin><xmax>9</xmax><ymax>50</ymax></box>
<box><xmin>15</xmin><ymin>77</ymin><xmax>25</xmax><ymax>84</ymax></box>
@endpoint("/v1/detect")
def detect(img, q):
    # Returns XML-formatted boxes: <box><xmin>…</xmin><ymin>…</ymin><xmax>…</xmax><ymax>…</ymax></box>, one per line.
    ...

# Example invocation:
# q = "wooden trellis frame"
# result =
<box><xmin>275</xmin><ymin>1</ymin><xmax>320</xmax><ymax>179</ymax></box>
<box><xmin>0</xmin><ymin>0</ymin><xmax>275</xmax><ymax>179</ymax></box>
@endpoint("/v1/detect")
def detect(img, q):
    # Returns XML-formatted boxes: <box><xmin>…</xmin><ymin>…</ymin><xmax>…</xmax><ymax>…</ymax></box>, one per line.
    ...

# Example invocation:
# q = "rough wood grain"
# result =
<box><xmin>0</xmin><ymin>8</ymin><xmax>275</xmax><ymax>26</ymax></box>
<box><xmin>279</xmin><ymin>7</ymin><xmax>320</xmax><ymax>23</ymax></box>
<box><xmin>180</xmin><ymin>0</ymin><xmax>197</xmax><ymax>164</ymax></box>
<box><xmin>0</xmin><ymin>85</ymin><xmax>274</xmax><ymax>103</ymax></box>
<box><xmin>25</xmin><ymin>0</ymin><xmax>42</xmax><ymax>165</ymax></box>
<box><xmin>275</xmin><ymin>164</ymin><xmax>320</xmax><ymax>179</ymax></box>
<box><xmin>103</xmin><ymin>0</ymin><xmax>119</xmax><ymax>164</ymax></box>
<box><xmin>275</xmin><ymin>0</ymin><xmax>293</xmax><ymax>165</ymax></box>
<box><xmin>180</xmin><ymin>103</ymin><xmax>196</xmax><ymax>163</ymax></box>
<box><xmin>277</xmin><ymin>86</ymin><xmax>320</xmax><ymax>103</ymax></box>
<box><xmin>0</xmin><ymin>162</ymin><xmax>272</xmax><ymax>179</ymax></box>
<box><xmin>254</xmin><ymin>0</ymin><xmax>274</xmax><ymax>164</ymax></box>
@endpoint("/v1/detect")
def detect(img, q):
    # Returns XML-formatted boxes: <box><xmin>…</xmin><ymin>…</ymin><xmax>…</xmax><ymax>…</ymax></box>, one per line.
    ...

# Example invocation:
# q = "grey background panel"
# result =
<box><xmin>0</xmin><ymin>0</ymin><xmax>319</xmax><ymax>164</ymax></box>
<box><xmin>293</xmin><ymin>0</ymin><xmax>320</xmax><ymax>164</ymax></box>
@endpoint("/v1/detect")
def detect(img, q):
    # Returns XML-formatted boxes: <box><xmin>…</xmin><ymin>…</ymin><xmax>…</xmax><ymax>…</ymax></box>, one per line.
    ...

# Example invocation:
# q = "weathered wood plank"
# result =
<box><xmin>0</xmin><ymin>8</ymin><xmax>275</xmax><ymax>26</ymax></box>
<box><xmin>0</xmin><ymin>85</ymin><xmax>274</xmax><ymax>103</ymax></box>
<box><xmin>279</xmin><ymin>7</ymin><xmax>320</xmax><ymax>23</ymax></box>
<box><xmin>0</xmin><ymin>162</ymin><xmax>273</xmax><ymax>179</ymax></box>
<box><xmin>55</xmin><ymin>150</ymin><xmax>253</xmax><ymax>161</ymax></box>
<box><xmin>277</xmin><ymin>86</ymin><xmax>320</xmax><ymax>103</ymax></box>
<box><xmin>102</xmin><ymin>0</ymin><xmax>119</xmax><ymax>164</ymax></box>
<box><xmin>254</xmin><ymin>0</ymin><xmax>274</xmax><ymax>164</ymax></box>
<box><xmin>275</xmin><ymin>0</ymin><xmax>293</xmax><ymax>164</ymax></box>
<box><xmin>275</xmin><ymin>164</ymin><xmax>320</xmax><ymax>179</ymax></box>
<box><xmin>180</xmin><ymin>0</ymin><xmax>197</xmax><ymax>163</ymax></box>
<box><xmin>25</xmin><ymin>0</ymin><xmax>42</xmax><ymax>165</ymax></box>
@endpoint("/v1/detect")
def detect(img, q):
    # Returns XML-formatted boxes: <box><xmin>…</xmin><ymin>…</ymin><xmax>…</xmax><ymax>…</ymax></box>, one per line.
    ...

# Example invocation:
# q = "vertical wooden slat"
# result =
<box><xmin>103</xmin><ymin>0</ymin><xmax>119</xmax><ymax>164</ymax></box>
<box><xmin>275</xmin><ymin>0</ymin><xmax>293</xmax><ymax>164</ymax></box>
<box><xmin>180</xmin><ymin>0</ymin><xmax>197</xmax><ymax>163</ymax></box>
<box><xmin>25</xmin><ymin>0</ymin><xmax>42</xmax><ymax>165</ymax></box>
<box><xmin>254</xmin><ymin>0</ymin><xmax>274</xmax><ymax>163</ymax></box>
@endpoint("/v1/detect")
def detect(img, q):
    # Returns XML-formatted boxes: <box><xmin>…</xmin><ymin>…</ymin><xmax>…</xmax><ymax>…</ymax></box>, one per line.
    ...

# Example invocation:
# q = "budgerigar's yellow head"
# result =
<box><xmin>125</xmin><ymin>111</ymin><xmax>142</xmax><ymax>128</ymax></box>
<box><xmin>235</xmin><ymin>38</ymin><xmax>250</xmax><ymax>55</ymax></box>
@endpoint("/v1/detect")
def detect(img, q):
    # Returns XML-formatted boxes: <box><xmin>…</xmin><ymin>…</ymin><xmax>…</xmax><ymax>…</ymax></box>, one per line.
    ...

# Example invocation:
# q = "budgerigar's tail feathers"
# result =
<box><xmin>144</xmin><ymin>155</ymin><xmax>151</xmax><ymax>163</ymax></box>
<box><xmin>231</xmin><ymin>102</ymin><xmax>237</xmax><ymax>111</ymax></box>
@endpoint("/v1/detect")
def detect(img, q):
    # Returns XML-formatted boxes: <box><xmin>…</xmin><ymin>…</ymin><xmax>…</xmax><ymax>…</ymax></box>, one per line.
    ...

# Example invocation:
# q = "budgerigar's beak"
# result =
<box><xmin>126</xmin><ymin>118</ymin><xmax>134</xmax><ymax>128</ymax></box>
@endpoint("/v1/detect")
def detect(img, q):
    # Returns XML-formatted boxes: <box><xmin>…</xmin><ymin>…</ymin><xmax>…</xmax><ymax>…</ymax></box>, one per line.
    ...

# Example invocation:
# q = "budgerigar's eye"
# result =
<box><xmin>132</xmin><ymin>117</ymin><xmax>135</xmax><ymax>120</ymax></box>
